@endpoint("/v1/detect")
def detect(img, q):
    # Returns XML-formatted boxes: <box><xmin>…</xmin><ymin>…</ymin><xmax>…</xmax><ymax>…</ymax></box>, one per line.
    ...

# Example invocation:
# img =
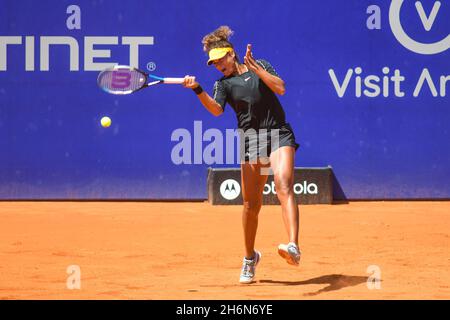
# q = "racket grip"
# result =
<box><xmin>163</xmin><ymin>77</ymin><xmax>185</xmax><ymax>84</ymax></box>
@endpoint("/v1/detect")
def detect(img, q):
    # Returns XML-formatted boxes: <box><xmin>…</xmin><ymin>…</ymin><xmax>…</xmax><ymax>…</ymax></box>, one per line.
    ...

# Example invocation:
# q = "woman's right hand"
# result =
<box><xmin>183</xmin><ymin>75</ymin><xmax>200</xmax><ymax>89</ymax></box>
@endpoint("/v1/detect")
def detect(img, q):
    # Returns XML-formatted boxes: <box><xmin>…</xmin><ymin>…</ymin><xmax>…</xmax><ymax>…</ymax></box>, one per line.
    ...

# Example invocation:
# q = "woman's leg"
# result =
<box><xmin>241</xmin><ymin>161</ymin><xmax>269</xmax><ymax>259</ymax></box>
<box><xmin>270</xmin><ymin>146</ymin><xmax>300</xmax><ymax>246</ymax></box>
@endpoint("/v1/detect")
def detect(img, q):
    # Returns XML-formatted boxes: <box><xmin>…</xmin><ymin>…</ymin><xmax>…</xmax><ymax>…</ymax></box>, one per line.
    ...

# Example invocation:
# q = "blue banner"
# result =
<box><xmin>0</xmin><ymin>0</ymin><xmax>449</xmax><ymax>199</ymax></box>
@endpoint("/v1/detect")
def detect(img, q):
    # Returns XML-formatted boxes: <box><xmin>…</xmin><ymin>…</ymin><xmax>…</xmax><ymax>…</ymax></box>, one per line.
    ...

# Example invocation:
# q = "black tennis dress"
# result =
<box><xmin>212</xmin><ymin>59</ymin><xmax>299</xmax><ymax>162</ymax></box>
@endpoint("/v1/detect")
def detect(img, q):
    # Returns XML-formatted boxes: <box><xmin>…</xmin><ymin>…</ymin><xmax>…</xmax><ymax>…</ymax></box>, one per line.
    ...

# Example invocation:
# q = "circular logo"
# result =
<box><xmin>389</xmin><ymin>0</ymin><xmax>450</xmax><ymax>55</ymax></box>
<box><xmin>220</xmin><ymin>179</ymin><xmax>241</xmax><ymax>200</ymax></box>
<box><xmin>146</xmin><ymin>62</ymin><xmax>156</xmax><ymax>71</ymax></box>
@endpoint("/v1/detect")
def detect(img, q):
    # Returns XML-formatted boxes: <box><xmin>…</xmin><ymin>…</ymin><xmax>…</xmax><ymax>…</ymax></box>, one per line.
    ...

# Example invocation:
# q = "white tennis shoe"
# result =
<box><xmin>278</xmin><ymin>242</ymin><xmax>301</xmax><ymax>266</ymax></box>
<box><xmin>239</xmin><ymin>251</ymin><xmax>261</xmax><ymax>284</ymax></box>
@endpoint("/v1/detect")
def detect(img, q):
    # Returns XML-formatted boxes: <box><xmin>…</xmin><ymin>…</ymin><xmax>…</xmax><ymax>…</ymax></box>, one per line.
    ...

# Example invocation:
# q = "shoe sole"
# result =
<box><xmin>239</xmin><ymin>278</ymin><xmax>254</xmax><ymax>284</ymax></box>
<box><xmin>239</xmin><ymin>251</ymin><xmax>261</xmax><ymax>284</ymax></box>
<box><xmin>278</xmin><ymin>248</ymin><xmax>300</xmax><ymax>266</ymax></box>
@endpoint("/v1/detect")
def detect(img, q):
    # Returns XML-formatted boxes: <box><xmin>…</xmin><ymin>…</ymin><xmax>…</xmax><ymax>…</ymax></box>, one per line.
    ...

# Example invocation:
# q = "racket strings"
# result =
<box><xmin>98</xmin><ymin>69</ymin><xmax>147</xmax><ymax>94</ymax></box>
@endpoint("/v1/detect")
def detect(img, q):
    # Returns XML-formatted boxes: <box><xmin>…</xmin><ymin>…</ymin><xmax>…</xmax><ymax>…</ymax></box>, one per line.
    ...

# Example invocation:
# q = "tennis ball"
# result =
<box><xmin>101</xmin><ymin>116</ymin><xmax>111</xmax><ymax>128</ymax></box>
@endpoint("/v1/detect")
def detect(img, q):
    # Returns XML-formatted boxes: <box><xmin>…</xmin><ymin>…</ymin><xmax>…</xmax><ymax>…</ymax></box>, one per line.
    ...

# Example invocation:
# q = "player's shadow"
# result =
<box><xmin>260</xmin><ymin>274</ymin><xmax>370</xmax><ymax>296</ymax></box>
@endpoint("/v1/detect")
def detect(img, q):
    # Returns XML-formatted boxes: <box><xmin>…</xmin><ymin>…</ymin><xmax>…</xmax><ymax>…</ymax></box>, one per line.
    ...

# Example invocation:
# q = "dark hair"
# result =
<box><xmin>202</xmin><ymin>26</ymin><xmax>239</xmax><ymax>62</ymax></box>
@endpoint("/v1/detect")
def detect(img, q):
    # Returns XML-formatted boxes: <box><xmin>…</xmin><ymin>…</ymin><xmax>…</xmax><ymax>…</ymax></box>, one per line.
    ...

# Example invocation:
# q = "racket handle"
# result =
<box><xmin>163</xmin><ymin>77</ymin><xmax>185</xmax><ymax>84</ymax></box>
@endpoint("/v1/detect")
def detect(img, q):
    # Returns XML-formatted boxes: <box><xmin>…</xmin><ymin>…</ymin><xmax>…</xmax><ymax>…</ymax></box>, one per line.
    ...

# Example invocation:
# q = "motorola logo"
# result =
<box><xmin>220</xmin><ymin>179</ymin><xmax>241</xmax><ymax>200</ymax></box>
<box><xmin>263</xmin><ymin>181</ymin><xmax>319</xmax><ymax>195</ymax></box>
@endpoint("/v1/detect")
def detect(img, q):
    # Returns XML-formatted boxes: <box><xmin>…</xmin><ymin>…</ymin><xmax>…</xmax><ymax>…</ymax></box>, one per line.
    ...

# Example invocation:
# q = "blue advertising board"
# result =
<box><xmin>0</xmin><ymin>0</ymin><xmax>449</xmax><ymax>199</ymax></box>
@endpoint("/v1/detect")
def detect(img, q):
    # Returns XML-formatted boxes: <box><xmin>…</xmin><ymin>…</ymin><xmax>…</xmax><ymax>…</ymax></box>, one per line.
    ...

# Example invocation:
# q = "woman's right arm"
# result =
<box><xmin>183</xmin><ymin>75</ymin><xmax>223</xmax><ymax>117</ymax></box>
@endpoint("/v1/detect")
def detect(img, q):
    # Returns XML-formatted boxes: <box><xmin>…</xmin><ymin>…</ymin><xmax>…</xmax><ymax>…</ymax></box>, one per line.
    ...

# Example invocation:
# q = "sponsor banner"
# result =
<box><xmin>207</xmin><ymin>167</ymin><xmax>333</xmax><ymax>205</ymax></box>
<box><xmin>0</xmin><ymin>1</ymin><xmax>449</xmax><ymax>200</ymax></box>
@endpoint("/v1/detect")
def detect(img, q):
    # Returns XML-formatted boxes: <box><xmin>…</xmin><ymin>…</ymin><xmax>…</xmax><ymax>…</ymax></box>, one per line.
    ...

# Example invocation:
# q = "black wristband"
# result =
<box><xmin>193</xmin><ymin>85</ymin><xmax>204</xmax><ymax>95</ymax></box>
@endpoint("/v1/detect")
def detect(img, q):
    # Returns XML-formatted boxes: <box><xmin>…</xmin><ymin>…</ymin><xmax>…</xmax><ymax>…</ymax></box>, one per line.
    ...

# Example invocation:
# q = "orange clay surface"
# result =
<box><xmin>0</xmin><ymin>201</ymin><xmax>449</xmax><ymax>300</ymax></box>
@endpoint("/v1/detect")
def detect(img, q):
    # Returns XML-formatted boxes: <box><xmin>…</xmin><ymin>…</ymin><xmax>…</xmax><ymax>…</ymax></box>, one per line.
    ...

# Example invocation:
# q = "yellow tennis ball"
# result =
<box><xmin>101</xmin><ymin>116</ymin><xmax>111</xmax><ymax>128</ymax></box>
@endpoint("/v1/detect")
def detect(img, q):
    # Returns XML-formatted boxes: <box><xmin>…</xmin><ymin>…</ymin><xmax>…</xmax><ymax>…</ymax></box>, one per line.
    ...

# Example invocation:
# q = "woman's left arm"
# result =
<box><xmin>244</xmin><ymin>44</ymin><xmax>286</xmax><ymax>96</ymax></box>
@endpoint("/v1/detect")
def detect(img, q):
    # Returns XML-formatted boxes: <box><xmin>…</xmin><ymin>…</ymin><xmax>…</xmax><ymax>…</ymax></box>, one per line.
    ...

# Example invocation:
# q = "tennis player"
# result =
<box><xmin>183</xmin><ymin>26</ymin><xmax>301</xmax><ymax>284</ymax></box>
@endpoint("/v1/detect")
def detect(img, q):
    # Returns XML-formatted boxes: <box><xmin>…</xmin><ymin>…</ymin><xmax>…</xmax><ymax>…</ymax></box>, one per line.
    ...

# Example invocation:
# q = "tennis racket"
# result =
<box><xmin>97</xmin><ymin>65</ymin><xmax>184</xmax><ymax>95</ymax></box>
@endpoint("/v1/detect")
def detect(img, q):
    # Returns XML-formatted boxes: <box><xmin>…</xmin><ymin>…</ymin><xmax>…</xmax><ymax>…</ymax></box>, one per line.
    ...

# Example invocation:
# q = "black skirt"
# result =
<box><xmin>239</xmin><ymin>123</ymin><xmax>299</xmax><ymax>162</ymax></box>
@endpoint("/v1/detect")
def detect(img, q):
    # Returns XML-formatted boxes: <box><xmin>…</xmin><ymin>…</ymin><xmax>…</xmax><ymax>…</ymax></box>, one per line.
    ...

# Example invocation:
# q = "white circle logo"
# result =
<box><xmin>389</xmin><ymin>0</ymin><xmax>450</xmax><ymax>55</ymax></box>
<box><xmin>220</xmin><ymin>179</ymin><xmax>241</xmax><ymax>200</ymax></box>
<box><xmin>146</xmin><ymin>62</ymin><xmax>156</xmax><ymax>71</ymax></box>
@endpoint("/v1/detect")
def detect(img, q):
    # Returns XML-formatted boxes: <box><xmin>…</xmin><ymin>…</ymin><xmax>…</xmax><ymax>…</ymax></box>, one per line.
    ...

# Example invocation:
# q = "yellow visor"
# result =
<box><xmin>207</xmin><ymin>47</ymin><xmax>233</xmax><ymax>65</ymax></box>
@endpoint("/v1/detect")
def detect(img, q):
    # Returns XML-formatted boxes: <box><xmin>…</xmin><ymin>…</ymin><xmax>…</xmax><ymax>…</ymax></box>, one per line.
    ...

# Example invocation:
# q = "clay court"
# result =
<box><xmin>0</xmin><ymin>201</ymin><xmax>449</xmax><ymax>300</ymax></box>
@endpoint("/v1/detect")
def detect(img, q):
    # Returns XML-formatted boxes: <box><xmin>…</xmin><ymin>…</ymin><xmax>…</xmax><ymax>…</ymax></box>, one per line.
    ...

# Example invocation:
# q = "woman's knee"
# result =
<box><xmin>243</xmin><ymin>198</ymin><xmax>262</xmax><ymax>215</ymax></box>
<box><xmin>274</xmin><ymin>176</ymin><xmax>294</xmax><ymax>196</ymax></box>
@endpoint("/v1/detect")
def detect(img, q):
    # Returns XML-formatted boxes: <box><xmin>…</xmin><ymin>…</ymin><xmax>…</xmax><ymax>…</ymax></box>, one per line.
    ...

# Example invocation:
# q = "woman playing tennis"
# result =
<box><xmin>183</xmin><ymin>26</ymin><xmax>301</xmax><ymax>284</ymax></box>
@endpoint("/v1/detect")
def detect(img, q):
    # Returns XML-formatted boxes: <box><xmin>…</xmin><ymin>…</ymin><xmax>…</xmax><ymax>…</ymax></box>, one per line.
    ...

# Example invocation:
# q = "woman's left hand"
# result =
<box><xmin>244</xmin><ymin>44</ymin><xmax>261</xmax><ymax>74</ymax></box>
